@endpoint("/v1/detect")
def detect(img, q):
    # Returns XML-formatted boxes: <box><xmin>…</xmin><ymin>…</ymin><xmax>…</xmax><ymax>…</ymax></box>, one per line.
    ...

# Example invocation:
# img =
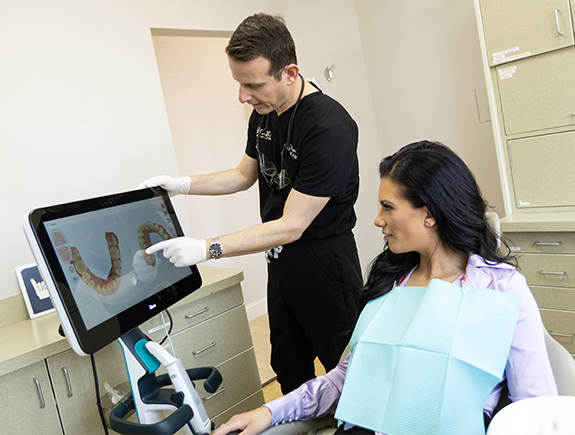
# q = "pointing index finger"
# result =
<box><xmin>145</xmin><ymin>239</ymin><xmax>172</xmax><ymax>255</ymax></box>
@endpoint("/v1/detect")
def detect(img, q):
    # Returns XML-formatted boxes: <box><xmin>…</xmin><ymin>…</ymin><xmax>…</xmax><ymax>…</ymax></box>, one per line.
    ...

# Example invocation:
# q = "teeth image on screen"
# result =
<box><xmin>69</xmin><ymin>221</ymin><xmax>172</xmax><ymax>296</ymax></box>
<box><xmin>71</xmin><ymin>232</ymin><xmax>122</xmax><ymax>295</ymax></box>
<box><xmin>138</xmin><ymin>221</ymin><xmax>172</xmax><ymax>266</ymax></box>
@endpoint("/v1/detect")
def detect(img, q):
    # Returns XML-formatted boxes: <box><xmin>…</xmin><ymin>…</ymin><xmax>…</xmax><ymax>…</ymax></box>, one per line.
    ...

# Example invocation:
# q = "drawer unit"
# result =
<box><xmin>516</xmin><ymin>254</ymin><xmax>575</xmax><ymax>288</ymax></box>
<box><xmin>195</xmin><ymin>349</ymin><xmax>262</xmax><ymax>418</ymax></box>
<box><xmin>211</xmin><ymin>391</ymin><xmax>266</xmax><ymax>428</ymax></box>
<box><xmin>156</xmin><ymin>305</ymin><xmax>254</xmax><ymax>372</ymax></box>
<box><xmin>506</xmin><ymin>232</ymin><xmax>575</xmax><ymax>254</ymax></box>
<box><xmin>531</xmin><ymin>286</ymin><xmax>575</xmax><ymax>312</ymax></box>
<box><xmin>540</xmin><ymin>309</ymin><xmax>575</xmax><ymax>353</ymax></box>
<box><xmin>141</xmin><ymin>282</ymin><xmax>244</xmax><ymax>341</ymax></box>
<box><xmin>505</xmin><ymin>230</ymin><xmax>575</xmax><ymax>356</ymax></box>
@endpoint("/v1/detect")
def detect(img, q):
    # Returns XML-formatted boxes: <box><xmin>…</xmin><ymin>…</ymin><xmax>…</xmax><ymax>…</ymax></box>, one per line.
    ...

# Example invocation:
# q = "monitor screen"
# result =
<box><xmin>23</xmin><ymin>187</ymin><xmax>202</xmax><ymax>355</ymax></box>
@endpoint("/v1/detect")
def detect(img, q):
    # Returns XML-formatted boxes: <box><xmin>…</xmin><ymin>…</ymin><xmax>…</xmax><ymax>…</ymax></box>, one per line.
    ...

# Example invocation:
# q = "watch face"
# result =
<box><xmin>210</xmin><ymin>240</ymin><xmax>223</xmax><ymax>259</ymax></box>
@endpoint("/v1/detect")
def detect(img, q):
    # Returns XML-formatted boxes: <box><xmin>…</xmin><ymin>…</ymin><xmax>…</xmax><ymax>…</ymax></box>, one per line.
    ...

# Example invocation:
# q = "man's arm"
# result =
<box><xmin>139</xmin><ymin>153</ymin><xmax>258</xmax><ymax>196</ymax></box>
<box><xmin>212</xmin><ymin>189</ymin><xmax>330</xmax><ymax>258</ymax></box>
<box><xmin>188</xmin><ymin>153</ymin><xmax>259</xmax><ymax>195</ymax></box>
<box><xmin>147</xmin><ymin>188</ymin><xmax>329</xmax><ymax>265</ymax></box>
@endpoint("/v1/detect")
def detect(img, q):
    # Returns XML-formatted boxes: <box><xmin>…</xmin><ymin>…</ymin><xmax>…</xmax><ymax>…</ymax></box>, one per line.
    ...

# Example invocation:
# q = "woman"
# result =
<box><xmin>214</xmin><ymin>141</ymin><xmax>557</xmax><ymax>435</ymax></box>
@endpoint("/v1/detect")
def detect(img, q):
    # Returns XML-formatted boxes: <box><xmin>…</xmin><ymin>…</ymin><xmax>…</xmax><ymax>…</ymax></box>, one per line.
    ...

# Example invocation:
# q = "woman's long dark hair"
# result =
<box><xmin>356</xmin><ymin>140</ymin><xmax>515</xmax><ymax>312</ymax></box>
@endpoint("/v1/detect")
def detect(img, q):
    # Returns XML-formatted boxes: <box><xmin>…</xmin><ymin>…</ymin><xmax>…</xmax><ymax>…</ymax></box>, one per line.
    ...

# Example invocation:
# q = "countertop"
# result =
<box><xmin>0</xmin><ymin>265</ymin><xmax>243</xmax><ymax>378</ymax></box>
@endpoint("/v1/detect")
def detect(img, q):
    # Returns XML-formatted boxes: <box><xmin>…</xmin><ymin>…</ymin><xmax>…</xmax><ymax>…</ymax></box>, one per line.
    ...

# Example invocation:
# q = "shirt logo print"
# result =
<box><xmin>257</xmin><ymin>127</ymin><xmax>272</xmax><ymax>141</ymax></box>
<box><xmin>285</xmin><ymin>144</ymin><xmax>298</xmax><ymax>160</ymax></box>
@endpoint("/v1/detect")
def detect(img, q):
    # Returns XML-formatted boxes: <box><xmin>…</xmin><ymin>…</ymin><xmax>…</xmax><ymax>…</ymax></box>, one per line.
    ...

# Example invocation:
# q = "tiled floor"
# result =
<box><xmin>248</xmin><ymin>314</ymin><xmax>326</xmax><ymax>402</ymax></box>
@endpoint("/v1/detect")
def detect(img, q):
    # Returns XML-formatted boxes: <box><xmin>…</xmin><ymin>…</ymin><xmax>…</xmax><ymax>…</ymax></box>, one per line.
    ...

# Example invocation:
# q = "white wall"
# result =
<box><xmin>354</xmin><ymin>0</ymin><xmax>504</xmax><ymax>214</ymax></box>
<box><xmin>1</xmin><ymin>0</ymin><xmax>504</xmax><ymax>318</ymax></box>
<box><xmin>151</xmin><ymin>31</ymin><xmax>268</xmax><ymax>319</ymax></box>
<box><xmin>0</xmin><ymin>0</ymin><xmax>384</xmax><ymax>319</ymax></box>
<box><xmin>282</xmin><ymin>0</ymin><xmax>384</xmax><ymax>277</ymax></box>
<box><xmin>0</xmin><ymin>0</ymin><xmax>282</xmax><ymax>307</ymax></box>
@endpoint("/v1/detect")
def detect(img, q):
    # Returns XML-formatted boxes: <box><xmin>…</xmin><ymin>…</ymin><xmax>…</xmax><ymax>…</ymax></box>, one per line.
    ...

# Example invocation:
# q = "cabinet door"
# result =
<box><xmin>0</xmin><ymin>361</ymin><xmax>63</xmax><ymax>434</ymax></box>
<box><xmin>508</xmin><ymin>131</ymin><xmax>575</xmax><ymax>208</ymax></box>
<box><xmin>478</xmin><ymin>0</ymin><xmax>574</xmax><ymax>66</ymax></box>
<box><xmin>496</xmin><ymin>47</ymin><xmax>575</xmax><ymax>135</ymax></box>
<box><xmin>46</xmin><ymin>341</ymin><xmax>129</xmax><ymax>435</ymax></box>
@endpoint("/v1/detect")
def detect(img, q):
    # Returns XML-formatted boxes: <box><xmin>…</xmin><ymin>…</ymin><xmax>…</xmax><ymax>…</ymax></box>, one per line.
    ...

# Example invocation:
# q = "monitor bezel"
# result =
<box><xmin>23</xmin><ymin>187</ymin><xmax>202</xmax><ymax>355</ymax></box>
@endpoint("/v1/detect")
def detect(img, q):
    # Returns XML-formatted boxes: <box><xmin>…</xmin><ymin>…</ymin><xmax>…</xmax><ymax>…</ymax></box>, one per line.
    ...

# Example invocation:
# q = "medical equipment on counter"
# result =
<box><xmin>106</xmin><ymin>327</ymin><xmax>220</xmax><ymax>434</ymax></box>
<box><xmin>23</xmin><ymin>187</ymin><xmax>218</xmax><ymax>434</ymax></box>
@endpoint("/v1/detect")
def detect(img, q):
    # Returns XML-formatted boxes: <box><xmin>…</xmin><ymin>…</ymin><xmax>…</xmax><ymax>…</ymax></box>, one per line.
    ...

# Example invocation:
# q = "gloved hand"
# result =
<box><xmin>146</xmin><ymin>237</ymin><xmax>207</xmax><ymax>267</ymax></box>
<box><xmin>137</xmin><ymin>175</ymin><xmax>191</xmax><ymax>197</ymax></box>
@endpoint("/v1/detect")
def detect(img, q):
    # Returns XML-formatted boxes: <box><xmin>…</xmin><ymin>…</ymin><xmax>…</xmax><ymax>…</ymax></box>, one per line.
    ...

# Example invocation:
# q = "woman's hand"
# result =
<box><xmin>213</xmin><ymin>407</ymin><xmax>273</xmax><ymax>435</ymax></box>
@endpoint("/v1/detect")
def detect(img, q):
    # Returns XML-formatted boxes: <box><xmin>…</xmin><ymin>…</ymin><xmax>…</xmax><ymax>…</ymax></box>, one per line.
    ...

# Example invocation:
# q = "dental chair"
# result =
<box><xmin>485</xmin><ymin>328</ymin><xmax>575</xmax><ymax>434</ymax></box>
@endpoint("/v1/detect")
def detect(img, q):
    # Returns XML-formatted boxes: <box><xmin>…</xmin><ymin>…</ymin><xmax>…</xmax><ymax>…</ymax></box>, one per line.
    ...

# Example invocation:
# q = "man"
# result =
<box><xmin>141</xmin><ymin>13</ymin><xmax>362</xmax><ymax>394</ymax></box>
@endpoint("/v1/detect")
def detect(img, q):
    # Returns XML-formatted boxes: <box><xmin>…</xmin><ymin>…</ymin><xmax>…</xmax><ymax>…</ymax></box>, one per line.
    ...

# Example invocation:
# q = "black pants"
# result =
<box><xmin>334</xmin><ymin>425</ymin><xmax>374</xmax><ymax>435</ymax></box>
<box><xmin>267</xmin><ymin>231</ymin><xmax>363</xmax><ymax>394</ymax></box>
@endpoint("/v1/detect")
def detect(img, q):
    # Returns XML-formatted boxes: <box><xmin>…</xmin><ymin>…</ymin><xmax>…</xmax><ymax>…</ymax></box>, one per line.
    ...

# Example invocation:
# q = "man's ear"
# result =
<box><xmin>283</xmin><ymin>63</ymin><xmax>300</xmax><ymax>84</ymax></box>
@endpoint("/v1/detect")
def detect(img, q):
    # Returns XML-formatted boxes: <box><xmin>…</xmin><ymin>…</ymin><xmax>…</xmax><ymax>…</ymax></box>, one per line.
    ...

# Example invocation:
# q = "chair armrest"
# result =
<box><xmin>260</xmin><ymin>415</ymin><xmax>337</xmax><ymax>435</ymax></box>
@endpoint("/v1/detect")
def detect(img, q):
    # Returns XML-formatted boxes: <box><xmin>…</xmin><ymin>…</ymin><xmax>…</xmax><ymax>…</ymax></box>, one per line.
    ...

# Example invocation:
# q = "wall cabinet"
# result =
<box><xmin>0</xmin><ymin>266</ymin><xmax>263</xmax><ymax>434</ymax></box>
<box><xmin>475</xmin><ymin>0</ymin><xmax>575</xmax><ymax>354</ymax></box>
<box><xmin>475</xmin><ymin>0</ymin><xmax>575</xmax><ymax>215</ymax></box>
<box><xmin>508</xmin><ymin>131</ymin><xmax>575</xmax><ymax>209</ymax></box>
<box><xmin>478</xmin><ymin>0</ymin><xmax>574</xmax><ymax>66</ymax></box>
<box><xmin>496</xmin><ymin>47</ymin><xmax>575</xmax><ymax>136</ymax></box>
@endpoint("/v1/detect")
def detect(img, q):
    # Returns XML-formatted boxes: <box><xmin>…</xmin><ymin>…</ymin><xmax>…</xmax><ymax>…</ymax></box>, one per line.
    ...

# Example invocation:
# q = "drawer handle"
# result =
<box><xmin>202</xmin><ymin>386</ymin><xmax>226</xmax><ymax>401</ymax></box>
<box><xmin>192</xmin><ymin>341</ymin><xmax>216</xmax><ymax>355</ymax></box>
<box><xmin>549</xmin><ymin>330</ymin><xmax>575</xmax><ymax>338</ymax></box>
<box><xmin>535</xmin><ymin>241</ymin><xmax>563</xmax><ymax>246</ymax></box>
<box><xmin>539</xmin><ymin>270</ymin><xmax>567</xmax><ymax>275</ymax></box>
<box><xmin>33</xmin><ymin>378</ymin><xmax>46</xmax><ymax>409</ymax></box>
<box><xmin>62</xmin><ymin>367</ymin><xmax>73</xmax><ymax>397</ymax></box>
<box><xmin>185</xmin><ymin>307</ymin><xmax>209</xmax><ymax>319</ymax></box>
<box><xmin>555</xmin><ymin>9</ymin><xmax>563</xmax><ymax>35</ymax></box>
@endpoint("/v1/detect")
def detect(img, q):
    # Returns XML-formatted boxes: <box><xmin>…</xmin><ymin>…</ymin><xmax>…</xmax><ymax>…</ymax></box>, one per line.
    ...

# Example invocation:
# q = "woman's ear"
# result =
<box><xmin>423</xmin><ymin>208</ymin><xmax>436</xmax><ymax>228</ymax></box>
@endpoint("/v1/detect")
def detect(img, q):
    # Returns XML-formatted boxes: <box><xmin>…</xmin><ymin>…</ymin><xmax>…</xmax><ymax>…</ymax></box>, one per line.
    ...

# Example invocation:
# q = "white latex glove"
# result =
<box><xmin>146</xmin><ymin>237</ymin><xmax>207</xmax><ymax>267</ymax></box>
<box><xmin>137</xmin><ymin>175</ymin><xmax>191</xmax><ymax>197</ymax></box>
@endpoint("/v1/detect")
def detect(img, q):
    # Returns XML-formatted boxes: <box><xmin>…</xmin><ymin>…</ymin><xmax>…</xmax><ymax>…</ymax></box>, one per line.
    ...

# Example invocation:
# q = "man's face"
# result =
<box><xmin>229</xmin><ymin>56</ymin><xmax>291</xmax><ymax>115</ymax></box>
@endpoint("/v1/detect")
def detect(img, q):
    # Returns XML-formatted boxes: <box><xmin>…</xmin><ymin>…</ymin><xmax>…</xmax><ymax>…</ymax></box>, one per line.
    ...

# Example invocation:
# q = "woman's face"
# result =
<box><xmin>374</xmin><ymin>177</ymin><xmax>431</xmax><ymax>254</ymax></box>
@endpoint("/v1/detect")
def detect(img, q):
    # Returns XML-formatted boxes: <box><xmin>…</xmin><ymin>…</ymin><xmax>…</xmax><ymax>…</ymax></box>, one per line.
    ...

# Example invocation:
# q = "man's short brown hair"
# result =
<box><xmin>225</xmin><ymin>13</ymin><xmax>297</xmax><ymax>81</ymax></box>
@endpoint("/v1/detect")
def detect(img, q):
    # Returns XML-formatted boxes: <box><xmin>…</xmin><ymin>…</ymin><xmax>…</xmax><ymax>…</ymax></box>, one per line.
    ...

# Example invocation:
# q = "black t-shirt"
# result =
<box><xmin>245</xmin><ymin>91</ymin><xmax>359</xmax><ymax>242</ymax></box>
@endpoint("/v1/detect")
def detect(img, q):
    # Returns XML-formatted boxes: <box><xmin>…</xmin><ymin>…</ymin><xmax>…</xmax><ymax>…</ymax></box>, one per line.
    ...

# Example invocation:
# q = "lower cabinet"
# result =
<box><xmin>505</xmin><ymin>230</ymin><xmax>575</xmax><ymax>359</ymax></box>
<box><xmin>1</xmin><ymin>360</ymin><xmax>63</xmax><ymax>435</ymax></box>
<box><xmin>0</xmin><ymin>268</ymin><xmax>264</xmax><ymax>434</ymax></box>
<box><xmin>47</xmin><ymin>341</ymin><xmax>128</xmax><ymax>434</ymax></box>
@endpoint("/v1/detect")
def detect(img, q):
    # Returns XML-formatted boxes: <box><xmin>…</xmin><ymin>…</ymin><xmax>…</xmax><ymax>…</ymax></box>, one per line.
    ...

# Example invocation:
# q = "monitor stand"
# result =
<box><xmin>105</xmin><ymin>327</ymin><xmax>221</xmax><ymax>435</ymax></box>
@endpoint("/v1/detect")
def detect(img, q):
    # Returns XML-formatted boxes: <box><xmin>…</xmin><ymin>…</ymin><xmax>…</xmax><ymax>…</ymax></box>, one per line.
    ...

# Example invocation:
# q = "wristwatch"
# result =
<box><xmin>208</xmin><ymin>237</ymin><xmax>223</xmax><ymax>260</ymax></box>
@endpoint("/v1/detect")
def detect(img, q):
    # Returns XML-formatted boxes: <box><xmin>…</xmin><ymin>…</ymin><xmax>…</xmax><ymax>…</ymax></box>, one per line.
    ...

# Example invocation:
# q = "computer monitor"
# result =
<box><xmin>23</xmin><ymin>187</ymin><xmax>202</xmax><ymax>356</ymax></box>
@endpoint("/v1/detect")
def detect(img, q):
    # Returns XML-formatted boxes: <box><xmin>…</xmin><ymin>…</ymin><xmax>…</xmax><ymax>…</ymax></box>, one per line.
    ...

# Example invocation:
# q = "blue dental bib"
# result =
<box><xmin>335</xmin><ymin>279</ymin><xmax>521</xmax><ymax>435</ymax></box>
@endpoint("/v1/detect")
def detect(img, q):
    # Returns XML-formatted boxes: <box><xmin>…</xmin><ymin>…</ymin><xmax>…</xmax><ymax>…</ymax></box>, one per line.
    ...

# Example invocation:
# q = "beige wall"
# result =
<box><xmin>1</xmin><ymin>0</ymin><xmax>504</xmax><ymax>320</ymax></box>
<box><xmin>1</xmin><ymin>0</ymin><xmax>283</xmax><ymax>314</ymax></box>
<box><xmin>0</xmin><ymin>0</ymin><xmax>384</xmax><ymax>319</ymax></box>
<box><xmin>282</xmin><ymin>0</ymin><xmax>384</xmax><ymax>277</ymax></box>
<box><xmin>151</xmin><ymin>30</ymin><xmax>268</xmax><ymax>318</ymax></box>
<box><xmin>354</xmin><ymin>0</ymin><xmax>504</xmax><ymax>214</ymax></box>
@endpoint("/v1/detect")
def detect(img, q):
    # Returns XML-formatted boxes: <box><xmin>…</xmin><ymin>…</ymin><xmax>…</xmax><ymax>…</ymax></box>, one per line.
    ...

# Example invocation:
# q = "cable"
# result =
<box><xmin>91</xmin><ymin>353</ymin><xmax>110</xmax><ymax>435</ymax></box>
<box><xmin>158</xmin><ymin>308</ymin><xmax>174</xmax><ymax>346</ymax></box>
<box><xmin>159</xmin><ymin>309</ymin><xmax>176</xmax><ymax>357</ymax></box>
